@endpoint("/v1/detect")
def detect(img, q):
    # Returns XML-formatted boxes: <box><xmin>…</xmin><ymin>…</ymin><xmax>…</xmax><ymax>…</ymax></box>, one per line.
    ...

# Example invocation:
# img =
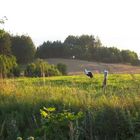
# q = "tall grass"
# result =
<box><xmin>0</xmin><ymin>74</ymin><xmax>140</xmax><ymax>139</ymax></box>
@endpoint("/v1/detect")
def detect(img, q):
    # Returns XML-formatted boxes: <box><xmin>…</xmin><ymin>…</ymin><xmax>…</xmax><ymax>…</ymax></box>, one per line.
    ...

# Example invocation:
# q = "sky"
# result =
<box><xmin>0</xmin><ymin>0</ymin><xmax>140</xmax><ymax>56</ymax></box>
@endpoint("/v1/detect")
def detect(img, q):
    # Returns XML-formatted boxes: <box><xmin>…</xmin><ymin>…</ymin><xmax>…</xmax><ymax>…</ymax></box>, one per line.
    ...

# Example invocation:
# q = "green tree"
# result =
<box><xmin>64</xmin><ymin>35</ymin><xmax>79</xmax><ymax>46</ymax></box>
<box><xmin>35</xmin><ymin>34</ymin><xmax>139</xmax><ymax>64</ymax></box>
<box><xmin>64</xmin><ymin>35</ymin><xmax>96</xmax><ymax>59</ymax></box>
<box><xmin>11</xmin><ymin>35</ymin><xmax>36</xmax><ymax>64</ymax></box>
<box><xmin>0</xmin><ymin>16</ymin><xmax>8</xmax><ymax>38</ymax></box>
<box><xmin>34</xmin><ymin>59</ymin><xmax>48</xmax><ymax>77</ymax></box>
<box><xmin>121</xmin><ymin>50</ymin><xmax>138</xmax><ymax>63</ymax></box>
<box><xmin>0</xmin><ymin>55</ymin><xmax>17</xmax><ymax>78</ymax></box>
<box><xmin>36</xmin><ymin>41</ymin><xmax>65</xmax><ymax>59</ymax></box>
<box><xmin>79</xmin><ymin>35</ymin><xmax>95</xmax><ymax>47</ymax></box>
<box><xmin>0</xmin><ymin>31</ymin><xmax>12</xmax><ymax>56</ymax></box>
<box><xmin>0</xmin><ymin>29</ymin><xmax>5</xmax><ymax>38</ymax></box>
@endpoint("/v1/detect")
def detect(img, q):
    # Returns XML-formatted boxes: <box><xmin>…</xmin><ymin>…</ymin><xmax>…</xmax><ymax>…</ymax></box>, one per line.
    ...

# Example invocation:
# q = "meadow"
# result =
<box><xmin>0</xmin><ymin>74</ymin><xmax>140</xmax><ymax>140</ymax></box>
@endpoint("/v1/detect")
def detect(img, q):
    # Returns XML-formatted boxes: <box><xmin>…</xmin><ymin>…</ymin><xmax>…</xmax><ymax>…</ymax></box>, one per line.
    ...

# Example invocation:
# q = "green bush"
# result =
<box><xmin>25</xmin><ymin>59</ymin><xmax>61</xmax><ymax>77</ymax></box>
<box><xmin>25</xmin><ymin>63</ymin><xmax>36</xmax><ymax>77</ymax></box>
<box><xmin>57</xmin><ymin>63</ymin><xmax>67</xmax><ymax>75</ymax></box>
<box><xmin>12</xmin><ymin>66</ymin><xmax>21</xmax><ymax>77</ymax></box>
<box><xmin>39</xmin><ymin>107</ymin><xmax>84</xmax><ymax>140</ymax></box>
<box><xmin>47</xmin><ymin>65</ymin><xmax>61</xmax><ymax>76</ymax></box>
<box><xmin>0</xmin><ymin>54</ymin><xmax>17</xmax><ymax>78</ymax></box>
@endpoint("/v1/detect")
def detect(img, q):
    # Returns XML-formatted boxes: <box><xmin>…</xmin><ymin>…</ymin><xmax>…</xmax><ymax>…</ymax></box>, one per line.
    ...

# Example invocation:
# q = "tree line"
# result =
<box><xmin>0</xmin><ymin>29</ymin><xmax>67</xmax><ymax>77</ymax></box>
<box><xmin>1</xmin><ymin>30</ymin><xmax>139</xmax><ymax>65</ymax></box>
<box><xmin>0</xmin><ymin>25</ymin><xmax>140</xmax><ymax>77</ymax></box>
<box><xmin>36</xmin><ymin>35</ymin><xmax>139</xmax><ymax>64</ymax></box>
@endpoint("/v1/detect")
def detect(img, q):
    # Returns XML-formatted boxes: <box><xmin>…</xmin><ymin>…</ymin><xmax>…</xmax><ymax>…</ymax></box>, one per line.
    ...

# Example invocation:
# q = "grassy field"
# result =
<box><xmin>0</xmin><ymin>74</ymin><xmax>140</xmax><ymax>140</ymax></box>
<box><xmin>47</xmin><ymin>58</ymin><xmax>140</xmax><ymax>74</ymax></box>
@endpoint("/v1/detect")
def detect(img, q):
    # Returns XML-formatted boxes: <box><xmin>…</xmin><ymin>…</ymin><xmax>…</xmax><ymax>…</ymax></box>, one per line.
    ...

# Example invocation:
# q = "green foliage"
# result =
<box><xmin>0</xmin><ymin>19</ymin><xmax>5</xmax><ymax>24</ymax></box>
<box><xmin>0</xmin><ymin>31</ymin><xmax>12</xmax><ymax>56</ymax></box>
<box><xmin>0</xmin><ymin>29</ymin><xmax>5</xmax><ymax>38</ymax></box>
<box><xmin>17</xmin><ymin>137</ymin><xmax>22</xmax><ymax>140</ymax></box>
<box><xmin>12</xmin><ymin>66</ymin><xmax>21</xmax><ymax>77</ymax></box>
<box><xmin>47</xmin><ymin>65</ymin><xmax>61</xmax><ymax>76</ymax></box>
<box><xmin>0</xmin><ymin>75</ymin><xmax>140</xmax><ymax>139</ymax></box>
<box><xmin>39</xmin><ymin>107</ymin><xmax>84</xmax><ymax>140</ymax></box>
<box><xmin>0</xmin><ymin>54</ymin><xmax>17</xmax><ymax>78</ymax></box>
<box><xmin>35</xmin><ymin>41</ymin><xmax>65</xmax><ymax>59</ymax></box>
<box><xmin>27</xmin><ymin>136</ymin><xmax>35</xmax><ymax>140</ymax></box>
<box><xmin>25</xmin><ymin>59</ymin><xmax>61</xmax><ymax>77</ymax></box>
<box><xmin>11</xmin><ymin>35</ymin><xmax>36</xmax><ymax>64</ymax></box>
<box><xmin>36</xmin><ymin>35</ymin><xmax>139</xmax><ymax>64</ymax></box>
<box><xmin>25</xmin><ymin>63</ymin><xmax>36</xmax><ymax>77</ymax></box>
<box><xmin>0</xmin><ymin>16</ymin><xmax>7</xmax><ymax>25</ymax></box>
<box><xmin>57</xmin><ymin>63</ymin><xmax>67</xmax><ymax>75</ymax></box>
<box><xmin>121</xmin><ymin>50</ymin><xmax>138</xmax><ymax>63</ymax></box>
<box><xmin>17</xmin><ymin>136</ymin><xmax>35</xmax><ymax>140</ymax></box>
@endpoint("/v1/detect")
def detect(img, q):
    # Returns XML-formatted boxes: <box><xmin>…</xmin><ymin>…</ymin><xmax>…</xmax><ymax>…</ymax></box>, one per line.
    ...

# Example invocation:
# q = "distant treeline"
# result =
<box><xmin>36</xmin><ymin>35</ymin><xmax>139</xmax><ymax>64</ymax></box>
<box><xmin>0</xmin><ymin>29</ymin><xmax>139</xmax><ymax>65</ymax></box>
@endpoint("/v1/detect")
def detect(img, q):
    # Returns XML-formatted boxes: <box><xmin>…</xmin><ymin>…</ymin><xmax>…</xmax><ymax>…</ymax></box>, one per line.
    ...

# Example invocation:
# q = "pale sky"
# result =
<box><xmin>0</xmin><ymin>0</ymin><xmax>140</xmax><ymax>55</ymax></box>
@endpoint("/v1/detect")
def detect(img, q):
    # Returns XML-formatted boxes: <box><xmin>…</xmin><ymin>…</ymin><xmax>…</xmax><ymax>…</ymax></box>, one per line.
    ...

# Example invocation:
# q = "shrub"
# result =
<box><xmin>25</xmin><ymin>59</ymin><xmax>61</xmax><ymax>77</ymax></box>
<box><xmin>25</xmin><ymin>63</ymin><xmax>36</xmax><ymax>77</ymax></box>
<box><xmin>47</xmin><ymin>65</ymin><xmax>61</xmax><ymax>76</ymax></box>
<box><xmin>39</xmin><ymin>107</ymin><xmax>84</xmax><ymax>140</ymax></box>
<box><xmin>0</xmin><ymin>54</ymin><xmax>17</xmax><ymax>78</ymax></box>
<box><xmin>57</xmin><ymin>63</ymin><xmax>67</xmax><ymax>75</ymax></box>
<box><xmin>12</xmin><ymin>66</ymin><xmax>21</xmax><ymax>77</ymax></box>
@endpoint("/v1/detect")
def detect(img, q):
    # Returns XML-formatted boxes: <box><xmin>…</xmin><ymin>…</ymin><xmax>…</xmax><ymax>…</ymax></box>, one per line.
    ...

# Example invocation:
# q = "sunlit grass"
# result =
<box><xmin>0</xmin><ymin>74</ymin><xmax>140</xmax><ymax>139</ymax></box>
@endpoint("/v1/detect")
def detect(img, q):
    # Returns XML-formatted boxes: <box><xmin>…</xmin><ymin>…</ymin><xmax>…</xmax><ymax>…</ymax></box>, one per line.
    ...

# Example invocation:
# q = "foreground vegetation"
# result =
<box><xmin>0</xmin><ymin>74</ymin><xmax>140</xmax><ymax>140</ymax></box>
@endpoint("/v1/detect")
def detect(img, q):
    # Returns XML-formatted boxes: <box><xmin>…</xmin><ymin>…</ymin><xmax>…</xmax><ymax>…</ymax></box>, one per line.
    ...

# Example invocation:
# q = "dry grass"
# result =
<box><xmin>46</xmin><ymin>58</ymin><xmax>140</xmax><ymax>74</ymax></box>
